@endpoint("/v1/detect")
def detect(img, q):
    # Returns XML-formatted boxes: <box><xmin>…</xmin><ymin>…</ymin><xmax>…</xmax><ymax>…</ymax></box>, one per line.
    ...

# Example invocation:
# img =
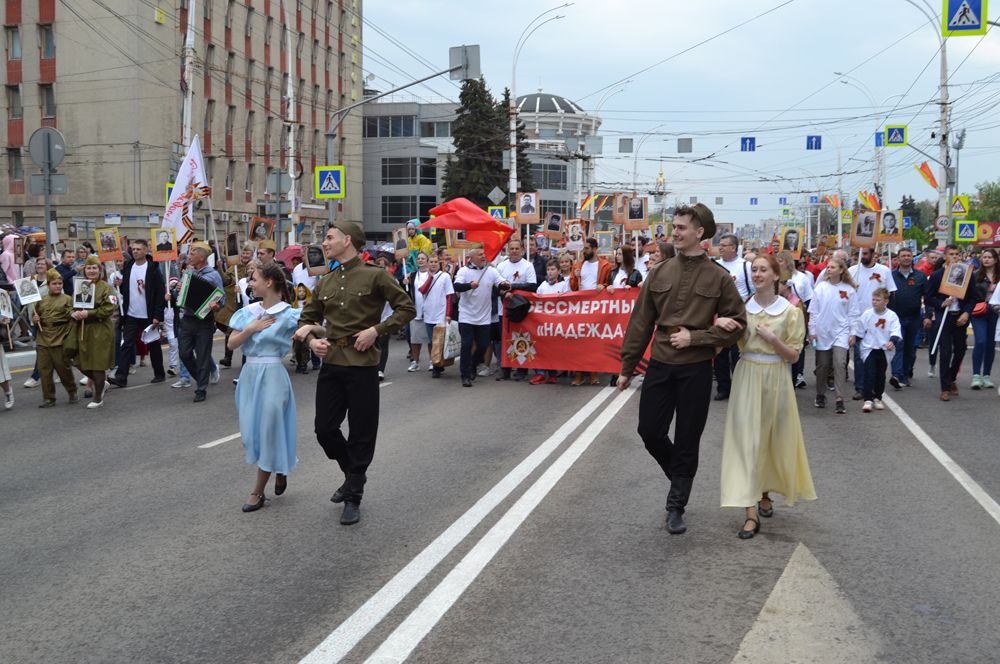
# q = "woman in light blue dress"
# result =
<box><xmin>227</xmin><ymin>263</ymin><xmax>301</xmax><ymax>512</ymax></box>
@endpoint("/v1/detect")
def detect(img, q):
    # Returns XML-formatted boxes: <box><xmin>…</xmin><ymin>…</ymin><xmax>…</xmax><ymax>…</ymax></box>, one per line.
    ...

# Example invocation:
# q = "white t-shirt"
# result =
<box><xmin>537</xmin><ymin>279</ymin><xmax>571</xmax><ymax>295</ymax></box>
<box><xmin>455</xmin><ymin>264</ymin><xmax>502</xmax><ymax>326</ymax></box>
<box><xmin>716</xmin><ymin>256</ymin><xmax>754</xmax><ymax>299</ymax></box>
<box><xmin>237</xmin><ymin>277</ymin><xmax>252</xmax><ymax>309</ymax></box>
<box><xmin>856</xmin><ymin>307</ymin><xmax>902</xmax><ymax>363</ymax></box>
<box><xmin>808</xmin><ymin>280</ymin><xmax>862</xmax><ymax>350</ymax></box>
<box><xmin>127</xmin><ymin>261</ymin><xmax>149</xmax><ymax>319</ymax></box>
<box><xmin>580</xmin><ymin>260</ymin><xmax>599</xmax><ymax>290</ymax></box>
<box><xmin>417</xmin><ymin>271</ymin><xmax>454</xmax><ymax>325</ymax></box>
<box><xmin>849</xmin><ymin>262</ymin><xmax>896</xmax><ymax>308</ymax></box>
<box><xmin>292</xmin><ymin>263</ymin><xmax>316</xmax><ymax>291</ymax></box>
<box><xmin>637</xmin><ymin>253</ymin><xmax>650</xmax><ymax>277</ymax></box>
<box><xmin>496</xmin><ymin>257</ymin><xmax>536</xmax><ymax>313</ymax></box>
<box><xmin>788</xmin><ymin>270</ymin><xmax>814</xmax><ymax>303</ymax></box>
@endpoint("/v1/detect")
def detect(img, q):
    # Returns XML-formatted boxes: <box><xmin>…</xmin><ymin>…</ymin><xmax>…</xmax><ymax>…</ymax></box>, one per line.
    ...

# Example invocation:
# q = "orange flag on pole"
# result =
<box><xmin>916</xmin><ymin>162</ymin><xmax>939</xmax><ymax>190</ymax></box>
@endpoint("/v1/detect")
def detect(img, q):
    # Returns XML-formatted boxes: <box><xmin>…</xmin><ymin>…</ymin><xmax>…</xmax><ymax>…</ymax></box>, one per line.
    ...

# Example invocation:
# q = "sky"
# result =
<box><xmin>363</xmin><ymin>0</ymin><xmax>1000</xmax><ymax>227</ymax></box>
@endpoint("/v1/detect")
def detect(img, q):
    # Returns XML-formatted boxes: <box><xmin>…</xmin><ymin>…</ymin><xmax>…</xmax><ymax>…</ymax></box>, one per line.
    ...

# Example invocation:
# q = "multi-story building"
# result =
<box><xmin>2</xmin><ymin>0</ymin><xmax>362</xmax><ymax>247</ymax></box>
<box><xmin>361</xmin><ymin>90</ymin><xmax>602</xmax><ymax>237</ymax></box>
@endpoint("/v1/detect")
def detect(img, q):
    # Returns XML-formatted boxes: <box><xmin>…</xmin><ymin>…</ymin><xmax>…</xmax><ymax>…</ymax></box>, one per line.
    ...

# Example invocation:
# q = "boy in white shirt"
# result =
<box><xmin>528</xmin><ymin>259</ymin><xmax>569</xmax><ymax>385</ymax></box>
<box><xmin>853</xmin><ymin>287</ymin><xmax>902</xmax><ymax>412</ymax></box>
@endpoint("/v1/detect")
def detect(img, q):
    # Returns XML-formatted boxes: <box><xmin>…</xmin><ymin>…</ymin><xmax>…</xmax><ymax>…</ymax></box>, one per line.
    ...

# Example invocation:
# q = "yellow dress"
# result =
<box><xmin>720</xmin><ymin>296</ymin><xmax>817</xmax><ymax>508</ymax></box>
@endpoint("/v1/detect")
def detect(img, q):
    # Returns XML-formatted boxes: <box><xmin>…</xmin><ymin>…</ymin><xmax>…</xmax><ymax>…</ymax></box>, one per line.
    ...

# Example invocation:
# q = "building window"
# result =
<box><xmin>280</xmin><ymin>23</ymin><xmax>287</xmax><ymax>51</ymax></box>
<box><xmin>264</xmin><ymin>17</ymin><xmax>273</xmax><ymax>45</ymax></box>
<box><xmin>5</xmin><ymin>27</ymin><xmax>21</xmax><ymax>60</ymax></box>
<box><xmin>205</xmin><ymin>44</ymin><xmax>215</xmax><ymax>73</ymax></box>
<box><xmin>39</xmin><ymin>84</ymin><xmax>55</xmax><ymax>117</ymax></box>
<box><xmin>39</xmin><ymin>25</ymin><xmax>55</xmax><ymax>59</ymax></box>
<box><xmin>204</xmin><ymin>99</ymin><xmax>215</xmax><ymax>133</ymax></box>
<box><xmin>225</xmin><ymin>0</ymin><xmax>235</xmax><ymax>28</ymax></box>
<box><xmin>313</xmin><ymin>84</ymin><xmax>320</xmax><ymax>110</ymax></box>
<box><xmin>364</xmin><ymin>115</ymin><xmax>416</xmax><ymax>138</ymax></box>
<box><xmin>380</xmin><ymin>158</ymin><xmax>435</xmax><ymax>186</ymax></box>
<box><xmin>381</xmin><ymin>195</ymin><xmax>437</xmax><ymax>226</ymax></box>
<box><xmin>312</xmin><ymin>40</ymin><xmax>319</xmax><ymax>64</ymax></box>
<box><xmin>297</xmin><ymin>32</ymin><xmax>304</xmax><ymax>57</ymax></box>
<box><xmin>532</xmin><ymin>163</ymin><xmax>568</xmax><ymax>190</ymax></box>
<box><xmin>225</xmin><ymin>106</ymin><xmax>235</xmax><ymax>134</ymax></box>
<box><xmin>225</xmin><ymin>160</ymin><xmax>235</xmax><ymax>190</ymax></box>
<box><xmin>5</xmin><ymin>85</ymin><xmax>22</xmax><ymax>119</ymax></box>
<box><xmin>225</xmin><ymin>53</ymin><xmax>234</xmax><ymax>84</ymax></box>
<box><xmin>7</xmin><ymin>149</ymin><xmax>23</xmax><ymax>181</ymax></box>
<box><xmin>246</xmin><ymin>59</ymin><xmax>255</xmax><ymax>87</ymax></box>
<box><xmin>206</xmin><ymin>156</ymin><xmax>215</xmax><ymax>182</ymax></box>
<box><xmin>326</xmin><ymin>47</ymin><xmax>333</xmax><ymax>72</ymax></box>
<box><xmin>245</xmin><ymin>163</ymin><xmax>255</xmax><ymax>193</ymax></box>
<box><xmin>540</xmin><ymin>199</ymin><xmax>572</xmax><ymax>217</ymax></box>
<box><xmin>420</xmin><ymin>121</ymin><xmax>451</xmax><ymax>138</ymax></box>
<box><xmin>203</xmin><ymin>0</ymin><xmax>212</xmax><ymax>19</ymax></box>
<box><xmin>245</xmin><ymin>6</ymin><xmax>254</xmax><ymax>37</ymax></box>
<box><xmin>326</xmin><ymin>90</ymin><xmax>333</xmax><ymax>113</ymax></box>
<box><xmin>246</xmin><ymin>111</ymin><xmax>255</xmax><ymax>142</ymax></box>
<box><xmin>312</xmin><ymin>129</ymin><xmax>319</xmax><ymax>161</ymax></box>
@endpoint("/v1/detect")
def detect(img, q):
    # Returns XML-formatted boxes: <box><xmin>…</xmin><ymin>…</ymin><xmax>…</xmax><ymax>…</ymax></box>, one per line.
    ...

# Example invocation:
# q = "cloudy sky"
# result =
<box><xmin>364</xmin><ymin>0</ymin><xmax>1000</xmax><ymax>226</ymax></box>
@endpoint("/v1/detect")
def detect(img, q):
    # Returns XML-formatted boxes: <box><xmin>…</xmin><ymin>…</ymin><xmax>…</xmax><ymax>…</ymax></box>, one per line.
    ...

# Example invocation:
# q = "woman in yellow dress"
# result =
<box><xmin>719</xmin><ymin>254</ymin><xmax>817</xmax><ymax>539</ymax></box>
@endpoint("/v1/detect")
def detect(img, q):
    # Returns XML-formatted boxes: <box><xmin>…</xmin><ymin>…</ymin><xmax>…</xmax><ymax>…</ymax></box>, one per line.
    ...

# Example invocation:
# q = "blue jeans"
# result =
<box><xmin>971</xmin><ymin>310</ymin><xmax>998</xmax><ymax>376</ymax></box>
<box><xmin>891</xmin><ymin>314</ymin><xmax>922</xmax><ymax>380</ymax></box>
<box><xmin>852</xmin><ymin>343</ymin><xmax>864</xmax><ymax>392</ymax></box>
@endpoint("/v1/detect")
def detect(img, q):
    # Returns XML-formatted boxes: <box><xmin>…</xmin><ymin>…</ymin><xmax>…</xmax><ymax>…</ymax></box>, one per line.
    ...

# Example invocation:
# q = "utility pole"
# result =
<box><xmin>282</xmin><ymin>0</ymin><xmax>297</xmax><ymax>246</ymax></box>
<box><xmin>937</xmin><ymin>40</ymin><xmax>951</xmax><ymax>246</ymax></box>
<box><xmin>181</xmin><ymin>0</ymin><xmax>196</xmax><ymax>149</ymax></box>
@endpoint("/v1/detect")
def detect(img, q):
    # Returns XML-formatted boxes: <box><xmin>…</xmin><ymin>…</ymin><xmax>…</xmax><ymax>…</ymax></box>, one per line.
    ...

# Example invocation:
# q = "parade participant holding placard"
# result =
<box><xmin>227</xmin><ymin>262</ymin><xmax>301</xmax><ymax>512</ymax></box>
<box><xmin>107</xmin><ymin>239</ymin><xmax>166</xmax><ymax>389</ymax></box>
<box><xmin>294</xmin><ymin>221</ymin><xmax>415</xmax><ymax>525</ymax></box>
<box><xmin>720</xmin><ymin>254</ymin><xmax>815</xmax><ymax>539</ymax></box>
<box><xmin>178</xmin><ymin>242</ymin><xmax>225</xmax><ymax>403</ymax></box>
<box><xmin>72</xmin><ymin>256</ymin><xmax>117</xmax><ymax>409</ymax></box>
<box><xmin>925</xmin><ymin>245</ymin><xmax>976</xmax><ymax>401</ymax></box>
<box><xmin>33</xmin><ymin>269</ymin><xmax>79</xmax><ymax>407</ymax></box>
<box><xmin>619</xmin><ymin>203</ymin><xmax>746</xmax><ymax>535</ymax></box>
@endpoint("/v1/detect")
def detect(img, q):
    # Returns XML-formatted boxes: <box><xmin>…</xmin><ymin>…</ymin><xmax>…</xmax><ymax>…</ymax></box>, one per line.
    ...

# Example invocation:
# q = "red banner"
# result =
<box><xmin>501</xmin><ymin>290</ymin><xmax>652</xmax><ymax>374</ymax></box>
<box><xmin>976</xmin><ymin>221</ymin><xmax>1000</xmax><ymax>247</ymax></box>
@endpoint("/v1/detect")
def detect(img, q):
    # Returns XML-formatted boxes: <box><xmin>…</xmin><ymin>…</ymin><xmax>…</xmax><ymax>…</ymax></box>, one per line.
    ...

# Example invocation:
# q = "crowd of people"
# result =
<box><xmin>2</xmin><ymin>210</ymin><xmax>999</xmax><ymax>535</ymax></box>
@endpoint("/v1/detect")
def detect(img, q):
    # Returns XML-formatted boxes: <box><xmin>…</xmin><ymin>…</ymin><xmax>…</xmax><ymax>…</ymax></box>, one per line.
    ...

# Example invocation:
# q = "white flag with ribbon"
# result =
<box><xmin>162</xmin><ymin>135</ymin><xmax>211</xmax><ymax>245</ymax></box>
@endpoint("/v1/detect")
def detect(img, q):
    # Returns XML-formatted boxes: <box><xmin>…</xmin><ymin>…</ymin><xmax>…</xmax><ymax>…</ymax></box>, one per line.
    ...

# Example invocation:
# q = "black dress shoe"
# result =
<box><xmin>738</xmin><ymin>515</ymin><xmax>760</xmax><ymax>539</ymax></box>
<box><xmin>666</xmin><ymin>509</ymin><xmax>687</xmax><ymax>534</ymax></box>
<box><xmin>241</xmin><ymin>492</ymin><xmax>266</xmax><ymax>512</ymax></box>
<box><xmin>193</xmin><ymin>391</ymin><xmax>207</xmax><ymax>403</ymax></box>
<box><xmin>340</xmin><ymin>502</ymin><xmax>361</xmax><ymax>525</ymax></box>
<box><xmin>219</xmin><ymin>358</ymin><xmax>232</xmax><ymax>368</ymax></box>
<box><xmin>275</xmin><ymin>474</ymin><xmax>287</xmax><ymax>496</ymax></box>
<box><xmin>462</xmin><ymin>377</ymin><xmax>473</xmax><ymax>387</ymax></box>
<box><xmin>713</xmin><ymin>392</ymin><xmax>729</xmax><ymax>401</ymax></box>
<box><xmin>107</xmin><ymin>376</ymin><xmax>127</xmax><ymax>388</ymax></box>
<box><xmin>757</xmin><ymin>499</ymin><xmax>774</xmax><ymax>518</ymax></box>
<box><xmin>150</xmin><ymin>376</ymin><xmax>165</xmax><ymax>384</ymax></box>
<box><xmin>330</xmin><ymin>484</ymin><xmax>347</xmax><ymax>503</ymax></box>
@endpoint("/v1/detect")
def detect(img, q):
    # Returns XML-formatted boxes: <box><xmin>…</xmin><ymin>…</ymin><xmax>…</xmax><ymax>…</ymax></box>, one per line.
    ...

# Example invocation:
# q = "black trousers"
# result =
<box><xmin>459</xmin><ymin>322</ymin><xmax>491</xmax><ymax>380</ymax></box>
<box><xmin>178</xmin><ymin>315</ymin><xmax>215</xmax><ymax>392</ymax></box>
<box><xmin>713</xmin><ymin>345</ymin><xmax>740</xmax><ymax>396</ymax></box>
<box><xmin>117</xmin><ymin>315</ymin><xmax>165</xmax><ymax>380</ymax></box>
<box><xmin>637</xmin><ymin>359</ymin><xmax>713</xmax><ymax>512</ymax></box>
<box><xmin>935</xmin><ymin>312</ymin><xmax>969</xmax><ymax>392</ymax></box>
<box><xmin>863</xmin><ymin>349</ymin><xmax>887</xmax><ymax>400</ymax></box>
<box><xmin>315</xmin><ymin>364</ymin><xmax>380</xmax><ymax>504</ymax></box>
<box><xmin>216</xmin><ymin>322</ymin><xmax>234</xmax><ymax>363</ymax></box>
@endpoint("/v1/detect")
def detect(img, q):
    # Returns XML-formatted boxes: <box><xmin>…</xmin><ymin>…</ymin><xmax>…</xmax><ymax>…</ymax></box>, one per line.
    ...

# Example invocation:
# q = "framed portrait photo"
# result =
<box><xmin>12</xmin><ymin>236</ymin><xmax>24</xmax><ymax>265</ymax></box>
<box><xmin>623</xmin><ymin>196</ymin><xmax>648</xmax><ymax>231</ymax></box>
<box><xmin>72</xmin><ymin>276</ymin><xmax>96</xmax><ymax>309</ymax></box>
<box><xmin>851</xmin><ymin>211</ymin><xmax>878</xmax><ymax>249</ymax></box>
<box><xmin>612</xmin><ymin>192</ymin><xmax>626</xmax><ymax>225</ymax></box>
<box><xmin>0</xmin><ymin>289</ymin><xmax>13</xmax><ymax>320</ymax></box>
<box><xmin>595</xmin><ymin>231</ymin><xmax>615</xmax><ymax>258</ymax></box>
<box><xmin>565</xmin><ymin>221</ymin><xmax>584</xmax><ymax>251</ymax></box>
<box><xmin>96</xmin><ymin>227</ymin><xmax>124</xmax><ymax>262</ymax></box>
<box><xmin>249</xmin><ymin>217</ymin><xmax>275</xmax><ymax>242</ymax></box>
<box><xmin>780</xmin><ymin>227</ymin><xmax>803</xmax><ymax>260</ymax></box>
<box><xmin>516</xmin><ymin>192</ymin><xmax>540</xmax><ymax>225</ymax></box>
<box><xmin>14</xmin><ymin>277</ymin><xmax>42</xmax><ymax>305</ymax></box>
<box><xmin>305</xmin><ymin>243</ymin><xmax>330</xmax><ymax>277</ymax></box>
<box><xmin>151</xmin><ymin>227</ymin><xmax>178</xmax><ymax>262</ymax></box>
<box><xmin>543</xmin><ymin>211</ymin><xmax>564</xmax><ymax>241</ymax></box>
<box><xmin>877</xmin><ymin>210</ymin><xmax>903</xmax><ymax>244</ymax></box>
<box><xmin>225</xmin><ymin>231</ymin><xmax>240</xmax><ymax>261</ymax></box>
<box><xmin>939</xmin><ymin>261</ymin><xmax>972</xmax><ymax>298</ymax></box>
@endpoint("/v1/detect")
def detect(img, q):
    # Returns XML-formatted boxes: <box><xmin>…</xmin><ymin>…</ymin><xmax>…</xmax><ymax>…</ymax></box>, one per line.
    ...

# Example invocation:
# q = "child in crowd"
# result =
<box><xmin>808</xmin><ymin>257</ymin><xmax>861</xmax><ymax>414</ymax></box>
<box><xmin>33</xmin><ymin>269</ymin><xmax>78</xmax><ymax>407</ymax></box>
<box><xmin>854</xmin><ymin>287</ymin><xmax>902</xmax><ymax>413</ymax></box>
<box><xmin>529</xmin><ymin>259</ymin><xmax>570</xmax><ymax>385</ymax></box>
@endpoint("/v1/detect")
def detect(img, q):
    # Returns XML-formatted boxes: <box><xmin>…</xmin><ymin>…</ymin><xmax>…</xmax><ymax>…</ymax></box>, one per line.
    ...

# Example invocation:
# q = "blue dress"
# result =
<box><xmin>229</xmin><ymin>302</ymin><xmax>302</xmax><ymax>475</ymax></box>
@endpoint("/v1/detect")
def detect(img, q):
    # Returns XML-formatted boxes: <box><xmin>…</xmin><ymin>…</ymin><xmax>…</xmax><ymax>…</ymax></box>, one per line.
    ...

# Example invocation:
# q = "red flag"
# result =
<box><xmin>419</xmin><ymin>197</ymin><xmax>514</xmax><ymax>261</ymax></box>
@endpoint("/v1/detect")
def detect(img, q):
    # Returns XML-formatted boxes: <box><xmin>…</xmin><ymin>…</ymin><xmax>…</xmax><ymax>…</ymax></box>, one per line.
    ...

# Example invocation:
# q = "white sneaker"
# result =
<box><xmin>873</xmin><ymin>399</ymin><xmax>885</xmax><ymax>410</ymax></box>
<box><xmin>928</xmin><ymin>366</ymin><xmax>936</xmax><ymax>377</ymax></box>
<box><xmin>79</xmin><ymin>376</ymin><xmax>90</xmax><ymax>385</ymax></box>
<box><xmin>862</xmin><ymin>400</ymin><xmax>873</xmax><ymax>413</ymax></box>
<box><xmin>427</xmin><ymin>362</ymin><xmax>434</xmax><ymax>371</ymax></box>
<box><xmin>378</xmin><ymin>370</ymin><xmax>385</xmax><ymax>380</ymax></box>
<box><xmin>86</xmin><ymin>400</ymin><xmax>104</xmax><ymax>409</ymax></box>
<box><xmin>23</xmin><ymin>378</ymin><xmax>39</xmax><ymax>388</ymax></box>
<box><xmin>210</xmin><ymin>366</ymin><xmax>220</xmax><ymax>384</ymax></box>
<box><xmin>172</xmin><ymin>378</ymin><xmax>191</xmax><ymax>389</ymax></box>
<box><xmin>3</xmin><ymin>390</ymin><xmax>12</xmax><ymax>409</ymax></box>
<box><xmin>54</xmin><ymin>376</ymin><xmax>61</xmax><ymax>384</ymax></box>
<box><xmin>407</xmin><ymin>360</ymin><xmax>419</xmax><ymax>372</ymax></box>
<box><xmin>477</xmin><ymin>364</ymin><xmax>496</xmax><ymax>377</ymax></box>
<box><xmin>232</xmin><ymin>378</ymin><xmax>239</xmax><ymax>385</ymax></box>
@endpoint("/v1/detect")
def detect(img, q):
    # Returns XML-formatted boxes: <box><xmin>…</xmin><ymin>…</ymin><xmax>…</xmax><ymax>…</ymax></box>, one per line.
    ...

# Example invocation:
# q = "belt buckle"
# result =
<box><xmin>334</xmin><ymin>337</ymin><xmax>348</xmax><ymax>348</ymax></box>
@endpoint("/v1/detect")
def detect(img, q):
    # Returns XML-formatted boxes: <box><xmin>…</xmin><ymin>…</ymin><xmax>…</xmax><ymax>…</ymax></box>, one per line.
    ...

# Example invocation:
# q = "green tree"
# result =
<box><xmin>969</xmin><ymin>179</ymin><xmax>1000</xmax><ymax>221</ymax></box>
<box><xmin>900</xmin><ymin>195</ymin><xmax>921</xmax><ymax>228</ymax></box>
<box><xmin>442</xmin><ymin>78</ymin><xmax>506</xmax><ymax>208</ymax></box>
<box><xmin>499</xmin><ymin>88</ymin><xmax>534</xmax><ymax>194</ymax></box>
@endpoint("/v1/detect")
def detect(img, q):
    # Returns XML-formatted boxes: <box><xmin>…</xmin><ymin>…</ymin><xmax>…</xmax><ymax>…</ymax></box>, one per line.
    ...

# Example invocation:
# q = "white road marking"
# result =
<box><xmin>198</xmin><ymin>433</ymin><xmax>241</xmax><ymax>449</ymax></box>
<box><xmin>298</xmin><ymin>387</ymin><xmax>617</xmax><ymax>664</ymax></box>
<box><xmin>121</xmin><ymin>382</ymin><xmax>159</xmax><ymax>392</ymax></box>
<box><xmin>362</xmin><ymin>387</ymin><xmax>637</xmax><ymax>664</ymax></box>
<box><xmin>883</xmin><ymin>395</ymin><xmax>1000</xmax><ymax>527</ymax></box>
<box><xmin>732</xmin><ymin>543</ymin><xmax>881</xmax><ymax>663</ymax></box>
<box><xmin>380</xmin><ymin>382</ymin><xmax>392</xmax><ymax>388</ymax></box>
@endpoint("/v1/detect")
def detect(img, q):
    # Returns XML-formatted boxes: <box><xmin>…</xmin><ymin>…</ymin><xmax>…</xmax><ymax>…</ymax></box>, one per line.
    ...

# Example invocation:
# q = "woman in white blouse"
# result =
<box><xmin>419</xmin><ymin>254</ymin><xmax>455</xmax><ymax>378</ymax></box>
<box><xmin>807</xmin><ymin>257</ymin><xmax>861</xmax><ymax>414</ymax></box>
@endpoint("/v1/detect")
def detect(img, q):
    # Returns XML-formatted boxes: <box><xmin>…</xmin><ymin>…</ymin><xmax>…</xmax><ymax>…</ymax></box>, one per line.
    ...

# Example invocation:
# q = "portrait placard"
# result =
<box><xmin>12</xmin><ymin>236</ymin><xmax>24</xmax><ymax>265</ymax></box>
<box><xmin>612</xmin><ymin>193</ymin><xmax>626</xmax><ymax>225</ymax></box>
<box><xmin>0</xmin><ymin>289</ymin><xmax>13</xmax><ymax>320</ymax></box>
<box><xmin>939</xmin><ymin>261</ymin><xmax>972</xmax><ymax>298</ymax></box>
<box><xmin>877</xmin><ymin>209</ymin><xmax>903</xmax><ymax>244</ymax></box>
<box><xmin>151</xmin><ymin>227</ymin><xmax>178</xmax><ymax>262</ymax></box>
<box><xmin>565</xmin><ymin>221</ymin><xmax>584</xmax><ymax>251</ymax></box>
<box><xmin>72</xmin><ymin>276</ymin><xmax>96</xmax><ymax>310</ymax></box>
<box><xmin>851</xmin><ymin>211</ymin><xmax>878</xmax><ymax>249</ymax></box>
<box><xmin>623</xmin><ymin>196</ymin><xmax>648</xmax><ymax>232</ymax></box>
<box><xmin>305</xmin><ymin>244</ymin><xmax>330</xmax><ymax>277</ymax></box>
<box><xmin>543</xmin><ymin>212</ymin><xmax>564</xmax><ymax>241</ymax></box>
<box><xmin>249</xmin><ymin>217</ymin><xmax>275</xmax><ymax>242</ymax></box>
<box><xmin>595</xmin><ymin>231</ymin><xmax>615</xmax><ymax>257</ymax></box>
<box><xmin>780</xmin><ymin>227</ymin><xmax>803</xmax><ymax>260</ymax></box>
<box><xmin>515</xmin><ymin>192</ymin><xmax>540</xmax><ymax>225</ymax></box>
<box><xmin>96</xmin><ymin>227</ymin><xmax>124</xmax><ymax>262</ymax></box>
<box><xmin>14</xmin><ymin>277</ymin><xmax>42</xmax><ymax>305</ymax></box>
<box><xmin>225</xmin><ymin>231</ymin><xmax>240</xmax><ymax>261</ymax></box>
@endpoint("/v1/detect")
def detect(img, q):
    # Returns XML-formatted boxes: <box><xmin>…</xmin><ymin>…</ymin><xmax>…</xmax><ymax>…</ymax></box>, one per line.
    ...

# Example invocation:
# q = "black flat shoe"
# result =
<box><xmin>241</xmin><ymin>492</ymin><xmax>267</xmax><ymax>512</ymax></box>
<box><xmin>666</xmin><ymin>509</ymin><xmax>687</xmax><ymax>534</ymax></box>
<box><xmin>757</xmin><ymin>498</ymin><xmax>774</xmax><ymax>518</ymax></box>
<box><xmin>462</xmin><ymin>377</ymin><xmax>473</xmax><ymax>387</ymax></box>
<box><xmin>738</xmin><ymin>515</ymin><xmax>760</xmax><ymax>539</ymax></box>
<box><xmin>713</xmin><ymin>392</ymin><xmax>729</xmax><ymax>401</ymax></box>
<box><xmin>340</xmin><ymin>502</ymin><xmax>361</xmax><ymax>525</ymax></box>
<box><xmin>330</xmin><ymin>484</ymin><xmax>347</xmax><ymax>503</ymax></box>
<box><xmin>275</xmin><ymin>475</ymin><xmax>287</xmax><ymax>496</ymax></box>
<box><xmin>107</xmin><ymin>376</ymin><xmax>127</xmax><ymax>388</ymax></box>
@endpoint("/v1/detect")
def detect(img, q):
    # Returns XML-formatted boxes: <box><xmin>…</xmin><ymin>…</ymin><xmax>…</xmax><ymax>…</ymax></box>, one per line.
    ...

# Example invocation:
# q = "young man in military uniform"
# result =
<box><xmin>294</xmin><ymin>221</ymin><xmax>415</xmax><ymax>525</ymax></box>
<box><xmin>618</xmin><ymin>203</ymin><xmax>746</xmax><ymax>535</ymax></box>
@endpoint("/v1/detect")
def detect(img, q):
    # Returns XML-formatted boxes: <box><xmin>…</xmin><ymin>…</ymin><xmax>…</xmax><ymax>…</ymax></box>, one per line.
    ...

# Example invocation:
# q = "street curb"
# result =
<box><xmin>6</xmin><ymin>349</ymin><xmax>36</xmax><ymax>370</ymax></box>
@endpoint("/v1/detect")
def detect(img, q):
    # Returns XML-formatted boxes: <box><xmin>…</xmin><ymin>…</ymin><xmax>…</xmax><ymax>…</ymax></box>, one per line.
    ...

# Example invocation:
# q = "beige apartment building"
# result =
<box><xmin>2</xmin><ymin>0</ymin><xmax>362</xmax><ymax>247</ymax></box>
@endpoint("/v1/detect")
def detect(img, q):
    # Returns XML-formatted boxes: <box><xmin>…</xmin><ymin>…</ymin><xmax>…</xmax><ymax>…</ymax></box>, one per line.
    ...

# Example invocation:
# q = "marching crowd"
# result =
<box><xmin>2</xmin><ymin>205</ymin><xmax>999</xmax><ymax>534</ymax></box>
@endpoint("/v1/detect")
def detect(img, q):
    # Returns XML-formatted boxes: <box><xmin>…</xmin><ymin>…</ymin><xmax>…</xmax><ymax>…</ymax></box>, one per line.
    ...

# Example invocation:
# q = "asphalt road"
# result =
<box><xmin>1</xmin><ymin>338</ymin><xmax>999</xmax><ymax>664</ymax></box>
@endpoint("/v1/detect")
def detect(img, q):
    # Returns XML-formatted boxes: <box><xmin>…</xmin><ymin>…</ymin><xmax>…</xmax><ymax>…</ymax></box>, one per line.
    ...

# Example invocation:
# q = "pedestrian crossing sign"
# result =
<box><xmin>955</xmin><ymin>220</ymin><xmax>978</xmax><ymax>241</ymax></box>
<box><xmin>781</xmin><ymin>207</ymin><xmax>792</xmax><ymax>218</ymax></box>
<box><xmin>885</xmin><ymin>125</ymin><xmax>908</xmax><ymax>147</ymax></box>
<box><xmin>943</xmin><ymin>0</ymin><xmax>987</xmax><ymax>36</ymax></box>
<box><xmin>951</xmin><ymin>195</ymin><xmax>969</xmax><ymax>216</ymax></box>
<box><xmin>487</xmin><ymin>205</ymin><xmax>507</xmax><ymax>220</ymax></box>
<box><xmin>841</xmin><ymin>210</ymin><xmax>853</xmax><ymax>225</ymax></box>
<box><xmin>314</xmin><ymin>165</ymin><xmax>345</xmax><ymax>199</ymax></box>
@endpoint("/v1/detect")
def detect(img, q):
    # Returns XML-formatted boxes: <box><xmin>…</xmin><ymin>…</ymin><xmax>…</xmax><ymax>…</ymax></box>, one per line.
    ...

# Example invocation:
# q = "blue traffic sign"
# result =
<box><xmin>806</xmin><ymin>135</ymin><xmax>822</xmax><ymax>150</ymax></box>
<box><xmin>944</xmin><ymin>0</ymin><xmax>986</xmax><ymax>36</ymax></box>
<box><xmin>749</xmin><ymin>197</ymin><xmax>759</xmax><ymax>206</ymax></box>
<box><xmin>875</xmin><ymin>131</ymin><xmax>884</xmax><ymax>147</ymax></box>
<box><xmin>314</xmin><ymin>165</ymin><xmax>345</xmax><ymax>199</ymax></box>
<box><xmin>778</xmin><ymin>196</ymin><xmax>788</xmax><ymax>205</ymax></box>
<box><xmin>809</xmin><ymin>195</ymin><xmax>819</xmax><ymax>205</ymax></box>
<box><xmin>740</xmin><ymin>137</ymin><xmax>756</xmax><ymax>152</ymax></box>
<box><xmin>903</xmin><ymin>216</ymin><xmax>912</xmax><ymax>230</ymax></box>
